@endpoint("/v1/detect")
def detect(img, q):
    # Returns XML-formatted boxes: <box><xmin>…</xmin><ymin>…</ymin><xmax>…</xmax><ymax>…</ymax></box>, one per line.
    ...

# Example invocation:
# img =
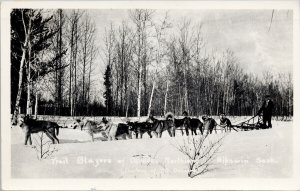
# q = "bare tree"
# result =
<box><xmin>172</xmin><ymin>134</ymin><xmax>225</xmax><ymax>178</ymax></box>
<box><xmin>79</xmin><ymin>12</ymin><xmax>96</xmax><ymax>113</ymax></box>
<box><xmin>67</xmin><ymin>10</ymin><xmax>83</xmax><ymax>116</ymax></box>
<box><xmin>54</xmin><ymin>9</ymin><xmax>65</xmax><ymax>116</ymax></box>
<box><xmin>129</xmin><ymin>9</ymin><xmax>154</xmax><ymax>117</ymax></box>
<box><xmin>147</xmin><ymin>12</ymin><xmax>171</xmax><ymax>116</ymax></box>
<box><xmin>32</xmin><ymin>132</ymin><xmax>58</xmax><ymax>160</ymax></box>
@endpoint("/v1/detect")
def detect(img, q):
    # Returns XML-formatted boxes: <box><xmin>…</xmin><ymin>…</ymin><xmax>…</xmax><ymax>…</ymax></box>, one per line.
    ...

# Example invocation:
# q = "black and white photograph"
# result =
<box><xmin>1</xmin><ymin>1</ymin><xmax>300</xmax><ymax>190</ymax></box>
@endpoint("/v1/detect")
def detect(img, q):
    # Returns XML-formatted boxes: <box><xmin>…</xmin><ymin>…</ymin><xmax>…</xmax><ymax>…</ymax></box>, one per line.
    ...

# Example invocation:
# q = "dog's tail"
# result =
<box><xmin>165</xmin><ymin>112</ymin><xmax>174</xmax><ymax>121</ymax></box>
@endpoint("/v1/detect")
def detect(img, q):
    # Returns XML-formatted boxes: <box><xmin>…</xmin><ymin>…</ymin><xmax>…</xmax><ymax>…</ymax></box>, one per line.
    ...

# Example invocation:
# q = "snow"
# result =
<box><xmin>11</xmin><ymin>119</ymin><xmax>292</xmax><ymax>178</ymax></box>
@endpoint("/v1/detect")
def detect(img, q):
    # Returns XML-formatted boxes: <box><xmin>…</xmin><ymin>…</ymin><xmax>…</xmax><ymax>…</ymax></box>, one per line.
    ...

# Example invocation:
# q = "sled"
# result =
<box><xmin>232</xmin><ymin>115</ymin><xmax>268</xmax><ymax>131</ymax></box>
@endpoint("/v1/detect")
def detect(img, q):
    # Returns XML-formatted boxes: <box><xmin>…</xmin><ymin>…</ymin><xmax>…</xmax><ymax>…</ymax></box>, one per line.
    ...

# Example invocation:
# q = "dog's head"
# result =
<box><xmin>146</xmin><ymin>116</ymin><xmax>155</xmax><ymax>124</ymax></box>
<box><xmin>183</xmin><ymin>117</ymin><xmax>190</xmax><ymax>127</ymax></box>
<box><xmin>18</xmin><ymin>115</ymin><xmax>30</xmax><ymax>128</ymax></box>
<box><xmin>126</xmin><ymin>121</ymin><xmax>136</xmax><ymax>131</ymax></box>
<box><xmin>102</xmin><ymin>117</ymin><xmax>111</xmax><ymax>124</ymax></box>
<box><xmin>220</xmin><ymin>113</ymin><xmax>225</xmax><ymax>119</ymax></box>
<box><xmin>202</xmin><ymin>115</ymin><xmax>208</xmax><ymax>121</ymax></box>
<box><xmin>66</xmin><ymin>119</ymin><xmax>81</xmax><ymax>129</ymax></box>
<box><xmin>18</xmin><ymin>117</ymin><xmax>25</xmax><ymax>128</ymax></box>
<box><xmin>182</xmin><ymin>111</ymin><xmax>188</xmax><ymax>116</ymax></box>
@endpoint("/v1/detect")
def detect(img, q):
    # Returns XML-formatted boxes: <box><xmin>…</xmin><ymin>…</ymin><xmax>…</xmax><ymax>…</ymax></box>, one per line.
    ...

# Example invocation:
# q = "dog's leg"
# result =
<box><xmin>168</xmin><ymin>127</ymin><xmax>175</xmax><ymax>137</ymax></box>
<box><xmin>167</xmin><ymin>129</ymin><xmax>172</xmax><ymax>137</ymax></box>
<box><xmin>185</xmin><ymin>127</ymin><xmax>189</xmax><ymax>136</ymax></box>
<box><xmin>91</xmin><ymin>133</ymin><xmax>94</xmax><ymax>142</ymax></box>
<box><xmin>52</xmin><ymin>132</ymin><xmax>59</xmax><ymax>144</ymax></box>
<box><xmin>193</xmin><ymin>128</ymin><xmax>197</xmax><ymax>136</ymax></box>
<box><xmin>181</xmin><ymin>129</ymin><xmax>184</xmax><ymax>136</ymax></box>
<box><xmin>157</xmin><ymin>129</ymin><xmax>163</xmax><ymax>138</ymax></box>
<box><xmin>45</xmin><ymin>131</ymin><xmax>55</xmax><ymax>144</ymax></box>
<box><xmin>49</xmin><ymin>128</ymin><xmax>60</xmax><ymax>144</ymax></box>
<box><xmin>135</xmin><ymin>131</ymin><xmax>138</xmax><ymax>139</ymax></box>
<box><xmin>25</xmin><ymin>133</ymin><xmax>31</xmax><ymax>145</ymax></box>
<box><xmin>29</xmin><ymin>134</ymin><xmax>32</xmax><ymax>145</ymax></box>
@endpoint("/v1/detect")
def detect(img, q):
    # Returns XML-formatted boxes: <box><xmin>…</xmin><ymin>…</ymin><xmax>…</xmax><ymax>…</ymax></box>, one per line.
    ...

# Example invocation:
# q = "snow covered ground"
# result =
<box><xmin>11</xmin><ymin>118</ymin><xmax>293</xmax><ymax>178</ymax></box>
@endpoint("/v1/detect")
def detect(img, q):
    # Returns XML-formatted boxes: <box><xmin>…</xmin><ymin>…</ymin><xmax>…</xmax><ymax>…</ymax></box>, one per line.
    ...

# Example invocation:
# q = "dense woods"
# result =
<box><xmin>11</xmin><ymin>9</ymin><xmax>293</xmax><ymax>120</ymax></box>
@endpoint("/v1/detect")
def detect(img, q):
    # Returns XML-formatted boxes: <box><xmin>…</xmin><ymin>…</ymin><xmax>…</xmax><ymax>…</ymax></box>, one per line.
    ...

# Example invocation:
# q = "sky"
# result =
<box><xmin>79</xmin><ymin>9</ymin><xmax>293</xmax><ymax>102</ymax></box>
<box><xmin>89</xmin><ymin>9</ymin><xmax>292</xmax><ymax>72</ymax></box>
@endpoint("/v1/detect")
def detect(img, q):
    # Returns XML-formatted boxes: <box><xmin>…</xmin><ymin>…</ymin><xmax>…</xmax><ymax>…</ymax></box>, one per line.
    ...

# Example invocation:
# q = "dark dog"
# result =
<box><xmin>220</xmin><ymin>114</ymin><xmax>236</xmax><ymax>132</ymax></box>
<box><xmin>146</xmin><ymin>116</ymin><xmax>175</xmax><ymax>138</ymax></box>
<box><xmin>19</xmin><ymin>115</ymin><xmax>60</xmax><ymax>145</ymax></box>
<box><xmin>174</xmin><ymin>118</ymin><xmax>188</xmax><ymax>136</ymax></box>
<box><xmin>111</xmin><ymin>123</ymin><xmax>132</xmax><ymax>140</ymax></box>
<box><xmin>202</xmin><ymin>116</ymin><xmax>217</xmax><ymax>134</ymax></box>
<box><xmin>127</xmin><ymin>121</ymin><xmax>152</xmax><ymax>139</ymax></box>
<box><xmin>183</xmin><ymin>117</ymin><xmax>204</xmax><ymax>135</ymax></box>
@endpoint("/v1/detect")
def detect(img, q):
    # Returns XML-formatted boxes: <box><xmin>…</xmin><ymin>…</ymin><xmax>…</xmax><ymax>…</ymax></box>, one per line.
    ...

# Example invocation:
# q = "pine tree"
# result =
<box><xmin>103</xmin><ymin>64</ymin><xmax>113</xmax><ymax>116</ymax></box>
<box><xmin>11</xmin><ymin>9</ymin><xmax>66</xmax><ymax>124</ymax></box>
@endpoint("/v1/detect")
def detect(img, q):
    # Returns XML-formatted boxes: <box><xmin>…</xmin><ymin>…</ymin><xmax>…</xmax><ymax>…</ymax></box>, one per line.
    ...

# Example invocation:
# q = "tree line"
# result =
<box><xmin>102</xmin><ymin>10</ymin><xmax>293</xmax><ymax>118</ymax></box>
<box><xmin>11</xmin><ymin>9</ymin><xmax>293</xmax><ymax>123</ymax></box>
<box><xmin>11</xmin><ymin>9</ymin><xmax>101</xmax><ymax>124</ymax></box>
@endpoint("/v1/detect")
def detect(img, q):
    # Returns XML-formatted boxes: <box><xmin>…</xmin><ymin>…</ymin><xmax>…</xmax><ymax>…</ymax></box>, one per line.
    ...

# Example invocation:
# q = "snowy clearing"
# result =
<box><xmin>11</xmin><ymin>119</ymin><xmax>292</xmax><ymax>178</ymax></box>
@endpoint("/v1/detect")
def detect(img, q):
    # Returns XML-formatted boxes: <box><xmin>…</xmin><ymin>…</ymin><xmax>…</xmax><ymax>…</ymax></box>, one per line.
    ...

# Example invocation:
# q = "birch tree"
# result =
<box><xmin>129</xmin><ymin>9</ymin><xmax>154</xmax><ymax>117</ymax></box>
<box><xmin>12</xmin><ymin>9</ymin><xmax>32</xmax><ymax>124</ymax></box>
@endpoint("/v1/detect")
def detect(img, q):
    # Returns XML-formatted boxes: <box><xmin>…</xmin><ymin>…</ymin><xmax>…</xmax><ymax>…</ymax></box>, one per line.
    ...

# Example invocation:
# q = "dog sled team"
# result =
<box><xmin>16</xmin><ymin>94</ymin><xmax>273</xmax><ymax>145</ymax></box>
<box><xmin>17</xmin><ymin>111</ymin><xmax>236</xmax><ymax>145</ymax></box>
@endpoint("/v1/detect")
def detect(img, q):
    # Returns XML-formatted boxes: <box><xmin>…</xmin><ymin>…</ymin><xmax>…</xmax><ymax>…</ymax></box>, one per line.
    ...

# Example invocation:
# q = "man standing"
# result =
<box><xmin>257</xmin><ymin>95</ymin><xmax>274</xmax><ymax>128</ymax></box>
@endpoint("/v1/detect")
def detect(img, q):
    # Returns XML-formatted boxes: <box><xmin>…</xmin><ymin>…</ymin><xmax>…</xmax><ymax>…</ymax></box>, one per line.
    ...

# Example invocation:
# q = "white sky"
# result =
<box><xmin>79</xmin><ymin>9</ymin><xmax>293</xmax><ymax>102</ymax></box>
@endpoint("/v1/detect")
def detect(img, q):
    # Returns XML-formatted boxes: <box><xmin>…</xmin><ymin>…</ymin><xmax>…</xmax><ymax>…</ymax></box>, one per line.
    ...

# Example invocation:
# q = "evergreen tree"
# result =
<box><xmin>103</xmin><ymin>64</ymin><xmax>113</xmax><ymax>115</ymax></box>
<box><xmin>11</xmin><ymin>9</ymin><xmax>66</xmax><ymax>123</ymax></box>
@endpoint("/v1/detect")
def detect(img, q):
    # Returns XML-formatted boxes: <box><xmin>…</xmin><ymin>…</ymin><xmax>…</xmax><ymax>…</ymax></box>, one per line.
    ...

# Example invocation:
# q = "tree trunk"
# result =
<box><xmin>26</xmin><ymin>29</ymin><xmax>32</xmax><ymax>115</ymax></box>
<box><xmin>147</xmin><ymin>81</ymin><xmax>155</xmax><ymax>117</ymax></box>
<box><xmin>57</xmin><ymin>9</ymin><xmax>63</xmax><ymax>116</ymax></box>
<box><xmin>82</xmin><ymin>18</ymin><xmax>88</xmax><ymax>107</ymax></box>
<box><xmin>69</xmin><ymin>19</ymin><xmax>74</xmax><ymax>116</ymax></box>
<box><xmin>216</xmin><ymin>92</ymin><xmax>220</xmax><ymax>115</ymax></box>
<box><xmin>12</xmin><ymin>43</ymin><xmax>27</xmax><ymax>124</ymax></box>
<box><xmin>34</xmin><ymin>91</ymin><xmax>38</xmax><ymax>119</ymax></box>
<box><xmin>26</xmin><ymin>55</ymin><xmax>31</xmax><ymax>115</ymax></box>
<box><xmin>73</xmin><ymin>21</ymin><xmax>78</xmax><ymax>116</ymax></box>
<box><xmin>126</xmin><ymin>98</ymin><xmax>129</xmax><ymax>118</ymax></box>
<box><xmin>143</xmin><ymin>55</ymin><xmax>147</xmax><ymax>116</ymax></box>
<box><xmin>12</xmin><ymin>10</ymin><xmax>30</xmax><ymax>124</ymax></box>
<box><xmin>164</xmin><ymin>81</ymin><xmax>169</xmax><ymax>115</ymax></box>
<box><xmin>137</xmin><ymin>66</ymin><xmax>142</xmax><ymax>117</ymax></box>
<box><xmin>87</xmin><ymin>44</ymin><xmax>94</xmax><ymax>114</ymax></box>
